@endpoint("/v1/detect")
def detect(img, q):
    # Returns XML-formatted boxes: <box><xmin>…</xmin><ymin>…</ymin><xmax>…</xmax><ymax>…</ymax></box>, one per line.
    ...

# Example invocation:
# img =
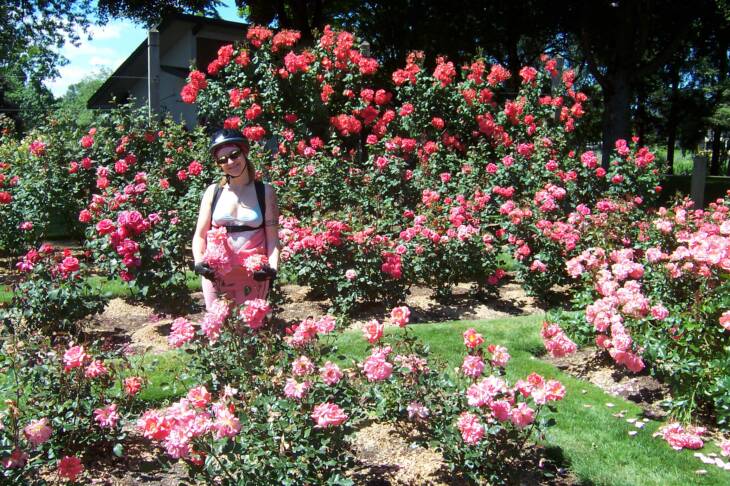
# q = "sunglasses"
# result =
<box><xmin>215</xmin><ymin>149</ymin><xmax>245</xmax><ymax>165</ymax></box>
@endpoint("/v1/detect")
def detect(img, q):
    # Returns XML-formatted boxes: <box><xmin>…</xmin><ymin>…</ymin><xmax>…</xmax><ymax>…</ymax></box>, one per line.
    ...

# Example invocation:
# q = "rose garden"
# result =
<box><xmin>1</xmin><ymin>25</ymin><xmax>729</xmax><ymax>485</ymax></box>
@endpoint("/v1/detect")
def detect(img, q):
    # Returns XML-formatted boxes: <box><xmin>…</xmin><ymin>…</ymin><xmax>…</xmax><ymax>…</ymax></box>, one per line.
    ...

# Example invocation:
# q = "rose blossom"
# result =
<box><xmin>509</xmin><ymin>402</ymin><xmax>535</xmax><ymax>428</ymax></box>
<box><xmin>241</xmin><ymin>298</ymin><xmax>270</xmax><ymax>329</ymax></box>
<box><xmin>311</xmin><ymin>402</ymin><xmax>348</xmax><ymax>428</ymax></box>
<box><xmin>363</xmin><ymin>319</ymin><xmax>384</xmax><ymax>344</ymax></box>
<box><xmin>461</xmin><ymin>355</ymin><xmax>485</xmax><ymax>378</ymax></box>
<box><xmin>94</xmin><ymin>403</ymin><xmax>120</xmax><ymax>429</ymax></box>
<box><xmin>319</xmin><ymin>361</ymin><xmax>343</xmax><ymax>385</ymax></box>
<box><xmin>390</xmin><ymin>306</ymin><xmax>411</xmax><ymax>327</ymax></box>
<box><xmin>657</xmin><ymin>423</ymin><xmax>705</xmax><ymax>450</ymax></box>
<box><xmin>345</xmin><ymin>269</ymin><xmax>357</xmax><ymax>280</ymax></box>
<box><xmin>456</xmin><ymin>412</ymin><xmax>484</xmax><ymax>445</ymax></box>
<box><xmin>213</xmin><ymin>406</ymin><xmax>241</xmax><ymax>439</ymax></box>
<box><xmin>488</xmin><ymin>344</ymin><xmax>510</xmax><ymax>367</ymax></box>
<box><xmin>63</xmin><ymin>345</ymin><xmax>87</xmax><ymax>371</ymax></box>
<box><xmin>84</xmin><ymin>359</ymin><xmax>108</xmax><ymax>379</ymax></box>
<box><xmin>362</xmin><ymin>353</ymin><xmax>393</xmax><ymax>382</ymax></box>
<box><xmin>1</xmin><ymin>449</ymin><xmax>28</xmax><ymax>469</ymax></box>
<box><xmin>187</xmin><ymin>386</ymin><xmax>212</xmax><ymax>408</ymax></box>
<box><xmin>168</xmin><ymin>317</ymin><xmax>195</xmax><ymax>348</ymax></box>
<box><xmin>720</xmin><ymin>311</ymin><xmax>730</xmax><ymax>331</ymax></box>
<box><xmin>315</xmin><ymin>315</ymin><xmax>336</xmax><ymax>334</ymax></box>
<box><xmin>23</xmin><ymin>418</ymin><xmax>52</xmax><ymax>447</ymax></box>
<box><xmin>407</xmin><ymin>402</ymin><xmax>430</xmax><ymax>421</ymax></box>
<box><xmin>292</xmin><ymin>356</ymin><xmax>315</xmax><ymax>376</ymax></box>
<box><xmin>124</xmin><ymin>376</ymin><xmax>143</xmax><ymax>396</ymax></box>
<box><xmin>463</xmin><ymin>328</ymin><xmax>484</xmax><ymax>349</ymax></box>
<box><xmin>284</xmin><ymin>378</ymin><xmax>311</xmax><ymax>400</ymax></box>
<box><xmin>57</xmin><ymin>456</ymin><xmax>84</xmax><ymax>482</ymax></box>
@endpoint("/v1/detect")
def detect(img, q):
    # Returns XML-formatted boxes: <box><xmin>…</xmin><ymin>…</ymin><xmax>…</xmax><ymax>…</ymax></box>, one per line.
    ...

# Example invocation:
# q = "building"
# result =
<box><xmin>87</xmin><ymin>14</ymin><xmax>247</xmax><ymax>128</ymax></box>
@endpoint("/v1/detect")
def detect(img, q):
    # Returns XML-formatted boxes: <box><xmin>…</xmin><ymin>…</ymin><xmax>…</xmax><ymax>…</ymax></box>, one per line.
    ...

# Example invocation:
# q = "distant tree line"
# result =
<box><xmin>2</xmin><ymin>0</ymin><xmax>730</xmax><ymax>174</ymax></box>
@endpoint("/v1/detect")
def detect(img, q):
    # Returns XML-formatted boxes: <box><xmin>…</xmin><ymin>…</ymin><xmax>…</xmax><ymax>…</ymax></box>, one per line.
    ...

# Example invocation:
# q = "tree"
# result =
<box><xmin>54</xmin><ymin>70</ymin><xmax>112</xmax><ymax>127</ymax></box>
<box><xmin>564</xmin><ymin>0</ymin><xmax>707</xmax><ymax>164</ymax></box>
<box><xmin>96</xmin><ymin>0</ymin><xmax>223</xmax><ymax>26</ymax></box>
<box><xmin>336</xmin><ymin>0</ymin><xmax>561</xmax><ymax>80</ymax></box>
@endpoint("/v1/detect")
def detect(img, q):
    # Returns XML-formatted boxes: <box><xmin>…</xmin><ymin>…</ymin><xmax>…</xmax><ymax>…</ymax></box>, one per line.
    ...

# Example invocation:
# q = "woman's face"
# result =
<box><xmin>214</xmin><ymin>144</ymin><xmax>248</xmax><ymax>178</ymax></box>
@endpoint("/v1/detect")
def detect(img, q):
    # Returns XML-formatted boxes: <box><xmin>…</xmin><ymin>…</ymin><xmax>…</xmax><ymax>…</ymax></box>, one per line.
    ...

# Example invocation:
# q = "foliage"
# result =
<box><xmin>53</xmin><ymin>70</ymin><xmax>111</xmax><ymax>127</ymax></box>
<box><xmin>0</xmin><ymin>333</ymin><xmax>147</xmax><ymax>484</ymax></box>
<box><xmin>76</xmin><ymin>105</ymin><xmax>211</xmax><ymax>301</ymax></box>
<box><xmin>551</xmin><ymin>195</ymin><xmax>730</xmax><ymax>426</ymax></box>
<box><xmin>1</xmin><ymin>244</ymin><xmax>107</xmax><ymax>336</ymax></box>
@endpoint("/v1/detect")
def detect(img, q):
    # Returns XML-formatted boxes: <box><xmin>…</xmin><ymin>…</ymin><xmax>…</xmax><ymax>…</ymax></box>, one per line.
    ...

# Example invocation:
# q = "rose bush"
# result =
<box><xmin>0</xmin><ymin>333</ymin><xmax>147</xmax><ymax>484</ymax></box>
<box><xmin>142</xmin><ymin>289</ymin><xmax>565</xmax><ymax>484</ymax></box>
<box><xmin>76</xmin><ymin>107</ymin><xmax>211</xmax><ymax>301</ymax></box>
<box><xmin>1</xmin><ymin>243</ymin><xmax>107</xmax><ymax>336</ymax></box>
<box><xmin>548</xmin><ymin>194</ymin><xmax>730</xmax><ymax>425</ymax></box>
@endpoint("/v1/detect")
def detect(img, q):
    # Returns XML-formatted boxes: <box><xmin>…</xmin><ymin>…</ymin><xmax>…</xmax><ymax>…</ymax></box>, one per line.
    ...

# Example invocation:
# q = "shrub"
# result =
<box><xmin>2</xmin><ymin>244</ymin><xmax>107</xmax><ymax>336</ymax></box>
<box><xmin>0</xmin><ymin>333</ymin><xmax>147</xmax><ymax>483</ymax></box>
<box><xmin>551</xmin><ymin>194</ymin><xmax>730</xmax><ymax>425</ymax></box>
<box><xmin>77</xmin><ymin>107</ymin><xmax>211</xmax><ymax>301</ymax></box>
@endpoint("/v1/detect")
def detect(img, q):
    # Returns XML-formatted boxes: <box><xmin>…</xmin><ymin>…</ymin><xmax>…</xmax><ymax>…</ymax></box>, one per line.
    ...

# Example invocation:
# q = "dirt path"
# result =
<box><xmin>87</xmin><ymin>280</ymin><xmax>545</xmax><ymax>354</ymax></box>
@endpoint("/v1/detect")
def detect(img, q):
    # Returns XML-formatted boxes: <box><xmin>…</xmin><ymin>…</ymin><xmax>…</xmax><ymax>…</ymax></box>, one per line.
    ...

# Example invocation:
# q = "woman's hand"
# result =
<box><xmin>194</xmin><ymin>261</ymin><xmax>216</xmax><ymax>280</ymax></box>
<box><xmin>253</xmin><ymin>264</ymin><xmax>277</xmax><ymax>282</ymax></box>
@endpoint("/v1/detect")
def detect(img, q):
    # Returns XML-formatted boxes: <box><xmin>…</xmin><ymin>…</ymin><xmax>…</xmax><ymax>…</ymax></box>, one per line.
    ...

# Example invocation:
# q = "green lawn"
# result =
<box><xmin>330</xmin><ymin>316</ymin><xmax>729</xmax><ymax>486</ymax></box>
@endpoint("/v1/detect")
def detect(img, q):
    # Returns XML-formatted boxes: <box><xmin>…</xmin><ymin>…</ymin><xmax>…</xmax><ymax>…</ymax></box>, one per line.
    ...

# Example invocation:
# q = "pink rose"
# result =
<box><xmin>63</xmin><ymin>345</ymin><xmax>87</xmax><ymax>371</ymax></box>
<box><xmin>292</xmin><ymin>356</ymin><xmax>315</xmax><ymax>376</ymax></box>
<box><xmin>319</xmin><ymin>361</ymin><xmax>343</xmax><ymax>385</ymax></box>
<box><xmin>363</xmin><ymin>319</ymin><xmax>384</xmax><ymax>344</ymax></box>
<box><xmin>461</xmin><ymin>355</ymin><xmax>485</xmax><ymax>378</ymax></box>
<box><xmin>284</xmin><ymin>378</ymin><xmax>311</xmax><ymax>400</ymax></box>
<box><xmin>23</xmin><ymin>418</ymin><xmax>52</xmax><ymax>447</ymax></box>
<box><xmin>720</xmin><ymin>311</ymin><xmax>730</xmax><ymax>331</ymax></box>
<box><xmin>456</xmin><ymin>412</ymin><xmax>484</xmax><ymax>445</ymax></box>
<box><xmin>509</xmin><ymin>402</ymin><xmax>535</xmax><ymax>428</ymax></box>
<box><xmin>389</xmin><ymin>306</ymin><xmax>410</xmax><ymax>327</ymax></box>
<box><xmin>463</xmin><ymin>328</ymin><xmax>484</xmax><ymax>349</ymax></box>
<box><xmin>187</xmin><ymin>386</ymin><xmax>212</xmax><ymax>408</ymax></box>
<box><xmin>94</xmin><ymin>404</ymin><xmax>120</xmax><ymax>429</ymax></box>
<box><xmin>311</xmin><ymin>402</ymin><xmax>348</xmax><ymax>428</ymax></box>
<box><xmin>362</xmin><ymin>353</ymin><xmax>393</xmax><ymax>382</ymax></box>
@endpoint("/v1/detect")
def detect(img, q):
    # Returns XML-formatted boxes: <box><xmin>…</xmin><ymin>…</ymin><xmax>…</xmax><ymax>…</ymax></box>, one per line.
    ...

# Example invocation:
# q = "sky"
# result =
<box><xmin>45</xmin><ymin>1</ymin><xmax>242</xmax><ymax>98</ymax></box>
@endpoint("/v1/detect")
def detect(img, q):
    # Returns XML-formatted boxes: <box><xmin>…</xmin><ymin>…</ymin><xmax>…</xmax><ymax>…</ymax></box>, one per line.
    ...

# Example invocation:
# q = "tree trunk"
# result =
<box><xmin>710</xmin><ymin>37</ymin><xmax>728</xmax><ymax>175</ymax></box>
<box><xmin>601</xmin><ymin>71</ymin><xmax>633</xmax><ymax>167</ymax></box>
<box><xmin>666</xmin><ymin>63</ymin><xmax>680</xmax><ymax>174</ymax></box>
<box><xmin>636</xmin><ymin>85</ymin><xmax>647</xmax><ymax>144</ymax></box>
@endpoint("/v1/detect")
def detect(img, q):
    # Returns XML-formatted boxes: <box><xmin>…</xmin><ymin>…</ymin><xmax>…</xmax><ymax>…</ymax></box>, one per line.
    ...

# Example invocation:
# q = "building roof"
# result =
<box><xmin>87</xmin><ymin>13</ymin><xmax>246</xmax><ymax>109</ymax></box>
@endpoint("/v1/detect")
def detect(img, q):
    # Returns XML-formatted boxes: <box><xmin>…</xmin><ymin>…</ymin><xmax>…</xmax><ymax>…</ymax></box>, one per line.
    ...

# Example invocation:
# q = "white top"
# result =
<box><xmin>210</xmin><ymin>188</ymin><xmax>264</xmax><ymax>252</ymax></box>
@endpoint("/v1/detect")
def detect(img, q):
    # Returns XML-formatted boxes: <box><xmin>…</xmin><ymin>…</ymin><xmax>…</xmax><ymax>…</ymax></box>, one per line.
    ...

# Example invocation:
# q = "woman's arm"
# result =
<box><xmin>264</xmin><ymin>183</ymin><xmax>280</xmax><ymax>270</ymax></box>
<box><xmin>192</xmin><ymin>185</ymin><xmax>216</xmax><ymax>264</ymax></box>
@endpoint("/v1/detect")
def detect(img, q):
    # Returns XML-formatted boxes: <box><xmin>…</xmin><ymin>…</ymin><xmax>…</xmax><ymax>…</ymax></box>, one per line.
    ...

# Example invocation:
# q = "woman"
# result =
<box><xmin>192</xmin><ymin>128</ymin><xmax>280</xmax><ymax>310</ymax></box>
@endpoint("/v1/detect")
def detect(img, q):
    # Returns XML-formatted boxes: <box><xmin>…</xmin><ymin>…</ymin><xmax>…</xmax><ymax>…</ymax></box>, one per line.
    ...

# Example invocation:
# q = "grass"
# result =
<box><xmin>331</xmin><ymin>316</ymin><xmax>729</xmax><ymax>486</ymax></box>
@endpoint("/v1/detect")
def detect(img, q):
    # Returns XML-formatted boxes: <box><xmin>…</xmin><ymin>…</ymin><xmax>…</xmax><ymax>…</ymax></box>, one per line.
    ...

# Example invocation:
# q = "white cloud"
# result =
<box><xmin>45</xmin><ymin>65</ymin><xmax>90</xmax><ymax>97</ymax></box>
<box><xmin>46</xmin><ymin>19</ymin><xmax>145</xmax><ymax>97</ymax></box>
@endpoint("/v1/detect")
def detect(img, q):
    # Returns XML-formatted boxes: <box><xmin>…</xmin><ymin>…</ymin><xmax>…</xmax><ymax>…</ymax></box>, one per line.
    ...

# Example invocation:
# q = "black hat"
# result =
<box><xmin>209</xmin><ymin>128</ymin><xmax>248</xmax><ymax>154</ymax></box>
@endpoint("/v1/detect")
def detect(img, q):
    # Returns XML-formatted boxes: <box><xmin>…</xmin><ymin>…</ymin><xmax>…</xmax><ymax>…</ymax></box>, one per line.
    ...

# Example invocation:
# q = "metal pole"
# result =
<box><xmin>691</xmin><ymin>155</ymin><xmax>707</xmax><ymax>209</ymax></box>
<box><xmin>148</xmin><ymin>28</ymin><xmax>160</xmax><ymax>120</ymax></box>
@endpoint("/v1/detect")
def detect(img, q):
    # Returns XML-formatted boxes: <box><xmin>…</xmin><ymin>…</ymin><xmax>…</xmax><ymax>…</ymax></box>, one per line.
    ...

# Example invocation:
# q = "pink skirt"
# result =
<box><xmin>201</xmin><ymin>228</ymin><xmax>269</xmax><ymax>310</ymax></box>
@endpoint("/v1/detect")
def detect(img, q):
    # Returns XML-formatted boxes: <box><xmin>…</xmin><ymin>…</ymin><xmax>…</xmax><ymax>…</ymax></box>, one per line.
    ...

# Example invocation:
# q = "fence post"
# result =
<box><xmin>148</xmin><ymin>28</ymin><xmax>160</xmax><ymax>120</ymax></box>
<box><xmin>691</xmin><ymin>155</ymin><xmax>707</xmax><ymax>209</ymax></box>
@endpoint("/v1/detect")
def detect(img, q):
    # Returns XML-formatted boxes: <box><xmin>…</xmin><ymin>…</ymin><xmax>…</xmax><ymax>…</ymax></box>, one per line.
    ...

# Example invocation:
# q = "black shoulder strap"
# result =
<box><xmin>255</xmin><ymin>180</ymin><xmax>266</xmax><ymax>223</ymax></box>
<box><xmin>210</xmin><ymin>184</ymin><xmax>223</xmax><ymax>217</ymax></box>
